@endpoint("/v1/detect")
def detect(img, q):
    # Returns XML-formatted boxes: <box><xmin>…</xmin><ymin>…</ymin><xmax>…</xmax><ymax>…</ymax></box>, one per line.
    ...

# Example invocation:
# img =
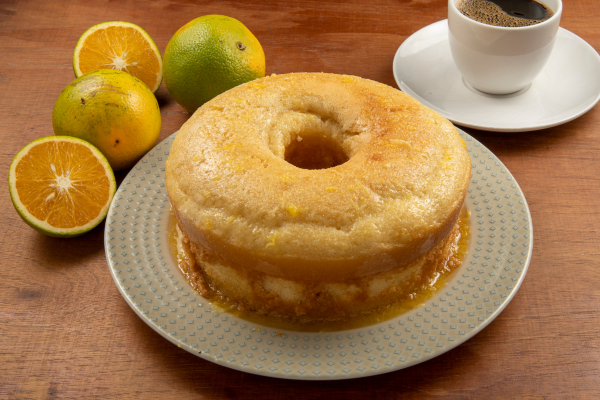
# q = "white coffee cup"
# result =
<box><xmin>448</xmin><ymin>0</ymin><xmax>562</xmax><ymax>95</ymax></box>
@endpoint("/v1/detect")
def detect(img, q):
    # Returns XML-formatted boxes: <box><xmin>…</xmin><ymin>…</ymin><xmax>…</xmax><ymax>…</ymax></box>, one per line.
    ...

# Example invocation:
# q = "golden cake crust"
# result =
<box><xmin>166</xmin><ymin>73</ymin><xmax>471</xmax><ymax>283</ymax></box>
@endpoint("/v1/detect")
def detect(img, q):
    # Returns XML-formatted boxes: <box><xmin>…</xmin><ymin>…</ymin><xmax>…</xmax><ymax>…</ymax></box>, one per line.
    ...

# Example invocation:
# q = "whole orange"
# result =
<box><xmin>52</xmin><ymin>69</ymin><xmax>161</xmax><ymax>171</ymax></box>
<box><xmin>163</xmin><ymin>15</ymin><xmax>265</xmax><ymax>113</ymax></box>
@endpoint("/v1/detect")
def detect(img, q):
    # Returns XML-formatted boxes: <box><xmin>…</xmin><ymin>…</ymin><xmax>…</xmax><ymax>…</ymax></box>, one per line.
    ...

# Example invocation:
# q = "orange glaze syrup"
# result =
<box><xmin>168</xmin><ymin>208</ymin><xmax>470</xmax><ymax>332</ymax></box>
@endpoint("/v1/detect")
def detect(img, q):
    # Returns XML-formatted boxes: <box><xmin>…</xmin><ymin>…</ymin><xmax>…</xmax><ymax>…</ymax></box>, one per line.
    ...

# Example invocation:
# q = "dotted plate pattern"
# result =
<box><xmin>104</xmin><ymin>129</ymin><xmax>533</xmax><ymax>380</ymax></box>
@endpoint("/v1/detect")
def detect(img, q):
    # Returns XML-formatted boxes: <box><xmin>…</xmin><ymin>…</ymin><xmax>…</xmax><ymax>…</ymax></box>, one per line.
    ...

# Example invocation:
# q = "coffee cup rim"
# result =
<box><xmin>449</xmin><ymin>0</ymin><xmax>562</xmax><ymax>30</ymax></box>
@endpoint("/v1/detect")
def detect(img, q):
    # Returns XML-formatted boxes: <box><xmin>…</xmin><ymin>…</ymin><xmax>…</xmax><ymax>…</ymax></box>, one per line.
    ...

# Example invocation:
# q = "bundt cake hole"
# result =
<box><xmin>284</xmin><ymin>135</ymin><xmax>349</xmax><ymax>170</ymax></box>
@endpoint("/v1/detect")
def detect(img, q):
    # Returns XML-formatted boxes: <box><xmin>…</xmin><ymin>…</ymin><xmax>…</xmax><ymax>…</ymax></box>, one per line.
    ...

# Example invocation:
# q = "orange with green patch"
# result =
<box><xmin>52</xmin><ymin>69</ymin><xmax>161</xmax><ymax>171</ymax></box>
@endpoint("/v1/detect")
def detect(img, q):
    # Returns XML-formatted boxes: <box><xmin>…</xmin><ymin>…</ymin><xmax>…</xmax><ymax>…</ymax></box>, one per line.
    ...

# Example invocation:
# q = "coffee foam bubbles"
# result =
<box><xmin>457</xmin><ymin>0</ymin><xmax>553</xmax><ymax>27</ymax></box>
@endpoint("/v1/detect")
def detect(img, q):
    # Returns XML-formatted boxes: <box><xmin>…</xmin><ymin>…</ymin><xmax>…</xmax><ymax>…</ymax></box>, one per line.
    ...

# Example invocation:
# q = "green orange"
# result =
<box><xmin>163</xmin><ymin>15</ymin><xmax>265</xmax><ymax>113</ymax></box>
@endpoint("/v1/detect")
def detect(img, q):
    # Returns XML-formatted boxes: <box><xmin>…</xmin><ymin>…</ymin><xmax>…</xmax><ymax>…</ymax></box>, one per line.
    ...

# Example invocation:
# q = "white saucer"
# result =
<box><xmin>393</xmin><ymin>20</ymin><xmax>600</xmax><ymax>132</ymax></box>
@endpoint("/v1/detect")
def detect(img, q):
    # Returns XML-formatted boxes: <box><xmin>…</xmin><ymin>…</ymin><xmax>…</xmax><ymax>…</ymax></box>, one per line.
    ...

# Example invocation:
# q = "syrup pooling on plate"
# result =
<box><xmin>168</xmin><ymin>208</ymin><xmax>470</xmax><ymax>332</ymax></box>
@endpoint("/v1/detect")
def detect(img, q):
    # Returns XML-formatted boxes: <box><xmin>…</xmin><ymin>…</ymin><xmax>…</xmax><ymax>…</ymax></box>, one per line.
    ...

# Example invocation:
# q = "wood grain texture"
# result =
<box><xmin>1</xmin><ymin>0</ymin><xmax>599</xmax><ymax>398</ymax></box>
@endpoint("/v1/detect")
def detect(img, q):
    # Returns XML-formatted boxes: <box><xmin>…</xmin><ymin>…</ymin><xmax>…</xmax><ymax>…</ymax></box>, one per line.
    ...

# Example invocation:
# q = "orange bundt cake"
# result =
<box><xmin>165</xmin><ymin>73</ymin><xmax>471</xmax><ymax>322</ymax></box>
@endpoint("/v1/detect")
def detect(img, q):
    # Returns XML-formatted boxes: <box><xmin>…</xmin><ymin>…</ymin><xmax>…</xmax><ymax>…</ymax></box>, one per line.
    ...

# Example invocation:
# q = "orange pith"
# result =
<box><xmin>14</xmin><ymin>140</ymin><xmax>112</xmax><ymax>229</ymax></box>
<box><xmin>77</xmin><ymin>24</ymin><xmax>161</xmax><ymax>92</ymax></box>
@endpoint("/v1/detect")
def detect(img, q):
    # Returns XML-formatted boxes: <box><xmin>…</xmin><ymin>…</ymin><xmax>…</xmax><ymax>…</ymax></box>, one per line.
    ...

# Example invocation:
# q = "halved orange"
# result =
<box><xmin>73</xmin><ymin>21</ymin><xmax>163</xmax><ymax>93</ymax></box>
<box><xmin>8</xmin><ymin>136</ymin><xmax>117</xmax><ymax>238</ymax></box>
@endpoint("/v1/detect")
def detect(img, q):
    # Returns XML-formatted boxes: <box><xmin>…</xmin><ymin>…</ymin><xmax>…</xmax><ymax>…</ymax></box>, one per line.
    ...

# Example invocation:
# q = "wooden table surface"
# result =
<box><xmin>1</xmin><ymin>0</ymin><xmax>599</xmax><ymax>398</ymax></box>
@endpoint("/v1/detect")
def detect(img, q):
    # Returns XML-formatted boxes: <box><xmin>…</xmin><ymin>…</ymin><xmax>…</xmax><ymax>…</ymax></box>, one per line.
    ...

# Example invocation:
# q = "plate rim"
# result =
<box><xmin>104</xmin><ymin>128</ymin><xmax>533</xmax><ymax>380</ymax></box>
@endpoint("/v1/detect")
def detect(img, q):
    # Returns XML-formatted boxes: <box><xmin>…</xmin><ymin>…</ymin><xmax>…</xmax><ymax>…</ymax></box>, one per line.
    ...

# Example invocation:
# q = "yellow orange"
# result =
<box><xmin>52</xmin><ymin>69</ymin><xmax>161</xmax><ymax>171</ymax></box>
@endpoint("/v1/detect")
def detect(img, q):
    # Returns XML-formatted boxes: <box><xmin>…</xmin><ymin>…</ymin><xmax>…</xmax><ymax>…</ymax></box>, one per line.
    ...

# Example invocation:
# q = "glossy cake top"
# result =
<box><xmin>165</xmin><ymin>73</ymin><xmax>471</xmax><ymax>282</ymax></box>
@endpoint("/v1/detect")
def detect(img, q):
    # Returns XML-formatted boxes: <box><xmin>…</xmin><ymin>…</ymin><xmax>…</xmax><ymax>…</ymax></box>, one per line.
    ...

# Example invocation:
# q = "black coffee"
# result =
<box><xmin>456</xmin><ymin>0</ymin><xmax>554</xmax><ymax>27</ymax></box>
